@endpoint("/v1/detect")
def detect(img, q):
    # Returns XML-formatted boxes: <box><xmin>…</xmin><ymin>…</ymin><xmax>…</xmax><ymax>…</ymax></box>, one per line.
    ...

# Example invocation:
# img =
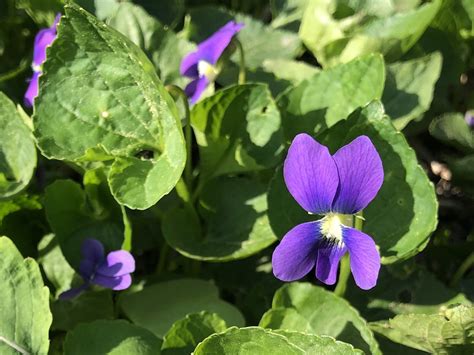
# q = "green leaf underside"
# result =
<box><xmin>63</xmin><ymin>319</ymin><xmax>162</xmax><ymax>355</ymax></box>
<box><xmin>260</xmin><ymin>283</ymin><xmax>380</xmax><ymax>355</ymax></box>
<box><xmin>0</xmin><ymin>92</ymin><xmax>36</xmax><ymax>198</ymax></box>
<box><xmin>370</xmin><ymin>305</ymin><xmax>474</xmax><ymax>354</ymax></box>
<box><xmin>33</xmin><ymin>3</ymin><xmax>185</xmax><ymax>209</ymax></box>
<box><xmin>268</xmin><ymin>101</ymin><xmax>438</xmax><ymax>263</ymax></box>
<box><xmin>161</xmin><ymin>312</ymin><xmax>227</xmax><ymax>355</ymax></box>
<box><xmin>0</xmin><ymin>237</ymin><xmax>52</xmax><ymax>355</ymax></box>
<box><xmin>194</xmin><ymin>327</ymin><xmax>363</xmax><ymax>354</ymax></box>
<box><xmin>383</xmin><ymin>52</ymin><xmax>442</xmax><ymax>130</ymax></box>
<box><xmin>277</xmin><ymin>54</ymin><xmax>385</xmax><ymax>141</ymax></box>
<box><xmin>300</xmin><ymin>0</ymin><xmax>442</xmax><ymax>67</ymax></box>
<box><xmin>119</xmin><ymin>279</ymin><xmax>245</xmax><ymax>338</ymax></box>
<box><xmin>163</xmin><ymin>176</ymin><xmax>277</xmax><ymax>261</ymax></box>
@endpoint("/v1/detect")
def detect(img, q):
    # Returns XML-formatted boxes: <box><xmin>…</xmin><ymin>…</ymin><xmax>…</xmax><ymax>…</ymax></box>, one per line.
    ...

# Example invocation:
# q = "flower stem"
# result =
<box><xmin>334</xmin><ymin>255</ymin><xmax>350</xmax><ymax>297</ymax></box>
<box><xmin>234</xmin><ymin>38</ymin><xmax>246</xmax><ymax>84</ymax></box>
<box><xmin>165</xmin><ymin>85</ymin><xmax>193</xmax><ymax>188</ymax></box>
<box><xmin>450</xmin><ymin>252</ymin><xmax>474</xmax><ymax>287</ymax></box>
<box><xmin>335</xmin><ymin>211</ymin><xmax>364</xmax><ymax>297</ymax></box>
<box><xmin>156</xmin><ymin>242</ymin><xmax>170</xmax><ymax>275</ymax></box>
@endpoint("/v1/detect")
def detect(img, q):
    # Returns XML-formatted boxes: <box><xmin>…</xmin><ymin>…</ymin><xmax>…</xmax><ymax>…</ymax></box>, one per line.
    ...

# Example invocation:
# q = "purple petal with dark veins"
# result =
<box><xmin>24</xmin><ymin>71</ymin><xmax>40</xmax><ymax>107</ymax></box>
<box><xmin>185</xmin><ymin>76</ymin><xmax>209</xmax><ymax>104</ymax></box>
<box><xmin>81</xmin><ymin>238</ymin><xmax>104</xmax><ymax>264</ymax></box>
<box><xmin>331</xmin><ymin>136</ymin><xmax>383</xmax><ymax>214</ymax></box>
<box><xmin>315</xmin><ymin>242</ymin><xmax>347</xmax><ymax>285</ymax></box>
<box><xmin>96</xmin><ymin>250</ymin><xmax>135</xmax><ymax>277</ymax></box>
<box><xmin>93</xmin><ymin>273</ymin><xmax>132</xmax><ymax>291</ymax></box>
<box><xmin>272</xmin><ymin>221</ymin><xmax>320</xmax><ymax>282</ymax></box>
<box><xmin>343</xmin><ymin>226</ymin><xmax>380</xmax><ymax>290</ymax></box>
<box><xmin>180</xmin><ymin>21</ymin><xmax>244</xmax><ymax>77</ymax></box>
<box><xmin>284</xmin><ymin>133</ymin><xmax>339</xmax><ymax>214</ymax></box>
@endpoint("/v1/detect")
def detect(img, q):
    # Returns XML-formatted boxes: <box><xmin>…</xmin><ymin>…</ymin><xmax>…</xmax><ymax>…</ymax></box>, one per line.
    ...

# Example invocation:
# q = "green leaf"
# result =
<box><xmin>43</xmin><ymin>179</ymin><xmax>125</xmax><ymax>269</ymax></box>
<box><xmin>15</xmin><ymin>0</ymin><xmax>63</xmax><ymax>26</ymax></box>
<box><xmin>0</xmin><ymin>236</ymin><xmax>52</xmax><ymax>355</ymax></box>
<box><xmin>51</xmin><ymin>290</ymin><xmax>114</xmax><ymax>331</ymax></box>
<box><xmin>37</xmin><ymin>233</ymin><xmax>75</xmax><ymax>298</ymax></box>
<box><xmin>34</xmin><ymin>3</ymin><xmax>185</xmax><ymax>209</ymax></box>
<box><xmin>63</xmin><ymin>319</ymin><xmax>162</xmax><ymax>355</ymax></box>
<box><xmin>163</xmin><ymin>176</ymin><xmax>277</xmax><ymax>261</ymax></box>
<box><xmin>189</xmin><ymin>6</ymin><xmax>302</xmax><ymax>69</ymax></box>
<box><xmin>273</xmin><ymin>329</ymin><xmax>364</xmax><ymax>354</ymax></box>
<box><xmin>269</xmin><ymin>101</ymin><xmax>438</xmax><ymax>263</ymax></box>
<box><xmin>108</xmin><ymin>2</ymin><xmax>194</xmax><ymax>87</ymax></box>
<box><xmin>261</xmin><ymin>59</ymin><xmax>320</xmax><ymax>85</ymax></box>
<box><xmin>260</xmin><ymin>283</ymin><xmax>380</xmax><ymax>354</ymax></box>
<box><xmin>300</xmin><ymin>0</ymin><xmax>441</xmax><ymax>67</ymax></box>
<box><xmin>277</xmin><ymin>53</ymin><xmax>385</xmax><ymax>141</ymax></box>
<box><xmin>0</xmin><ymin>92</ymin><xmax>36</xmax><ymax>198</ymax></box>
<box><xmin>383</xmin><ymin>52</ymin><xmax>442</xmax><ymax>130</ymax></box>
<box><xmin>192</xmin><ymin>84</ymin><xmax>283</xmax><ymax>180</ymax></box>
<box><xmin>0</xmin><ymin>193</ymin><xmax>41</xmax><ymax>225</ymax></box>
<box><xmin>429</xmin><ymin>113</ymin><xmax>474</xmax><ymax>153</ymax></box>
<box><xmin>194</xmin><ymin>327</ymin><xmax>362</xmax><ymax>354</ymax></box>
<box><xmin>270</xmin><ymin>0</ymin><xmax>309</xmax><ymax>31</ymax></box>
<box><xmin>370</xmin><ymin>305</ymin><xmax>474</xmax><ymax>354</ymax></box>
<box><xmin>119</xmin><ymin>278</ymin><xmax>245</xmax><ymax>338</ymax></box>
<box><xmin>162</xmin><ymin>312</ymin><xmax>227</xmax><ymax>355</ymax></box>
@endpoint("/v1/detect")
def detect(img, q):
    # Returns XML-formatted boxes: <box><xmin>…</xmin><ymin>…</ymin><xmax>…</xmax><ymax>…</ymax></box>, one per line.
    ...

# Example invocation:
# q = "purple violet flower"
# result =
<box><xmin>60</xmin><ymin>238</ymin><xmax>135</xmax><ymax>300</ymax></box>
<box><xmin>180</xmin><ymin>21</ymin><xmax>244</xmax><ymax>104</ymax></box>
<box><xmin>24</xmin><ymin>13</ymin><xmax>61</xmax><ymax>107</ymax></box>
<box><xmin>272</xmin><ymin>134</ymin><xmax>384</xmax><ymax>290</ymax></box>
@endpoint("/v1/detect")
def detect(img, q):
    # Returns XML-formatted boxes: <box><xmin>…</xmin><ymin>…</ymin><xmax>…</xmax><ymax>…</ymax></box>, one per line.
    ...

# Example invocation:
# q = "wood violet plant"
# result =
<box><xmin>0</xmin><ymin>1</ymin><xmax>472</xmax><ymax>354</ymax></box>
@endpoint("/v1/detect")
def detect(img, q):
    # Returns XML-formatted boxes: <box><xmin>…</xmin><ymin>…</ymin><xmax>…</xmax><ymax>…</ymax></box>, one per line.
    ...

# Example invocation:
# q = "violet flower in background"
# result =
<box><xmin>24</xmin><ymin>14</ymin><xmax>61</xmax><ymax>107</ymax></box>
<box><xmin>272</xmin><ymin>134</ymin><xmax>383</xmax><ymax>290</ymax></box>
<box><xmin>465</xmin><ymin>111</ymin><xmax>474</xmax><ymax>127</ymax></box>
<box><xmin>180</xmin><ymin>21</ymin><xmax>244</xmax><ymax>104</ymax></box>
<box><xmin>60</xmin><ymin>238</ymin><xmax>135</xmax><ymax>300</ymax></box>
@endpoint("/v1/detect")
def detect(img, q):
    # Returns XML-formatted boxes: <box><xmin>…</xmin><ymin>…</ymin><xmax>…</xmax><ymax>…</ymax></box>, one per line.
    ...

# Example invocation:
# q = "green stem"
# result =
<box><xmin>156</xmin><ymin>242</ymin><xmax>170</xmax><ymax>275</ymax></box>
<box><xmin>234</xmin><ymin>38</ymin><xmax>246</xmax><ymax>84</ymax></box>
<box><xmin>334</xmin><ymin>255</ymin><xmax>350</xmax><ymax>297</ymax></box>
<box><xmin>335</xmin><ymin>211</ymin><xmax>364</xmax><ymax>297</ymax></box>
<box><xmin>166</xmin><ymin>85</ymin><xmax>193</xmax><ymax>188</ymax></box>
<box><xmin>0</xmin><ymin>59</ymin><xmax>29</xmax><ymax>83</ymax></box>
<box><xmin>450</xmin><ymin>252</ymin><xmax>474</xmax><ymax>287</ymax></box>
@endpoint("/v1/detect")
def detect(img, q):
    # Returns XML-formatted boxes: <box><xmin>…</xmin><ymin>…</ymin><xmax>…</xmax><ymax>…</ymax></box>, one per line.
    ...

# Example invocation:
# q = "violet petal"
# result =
<box><xmin>96</xmin><ymin>250</ymin><xmax>135</xmax><ymax>277</ymax></box>
<box><xmin>58</xmin><ymin>283</ymin><xmax>89</xmax><ymax>300</ymax></box>
<box><xmin>93</xmin><ymin>273</ymin><xmax>132</xmax><ymax>291</ymax></box>
<box><xmin>185</xmin><ymin>76</ymin><xmax>209</xmax><ymax>104</ymax></box>
<box><xmin>283</xmin><ymin>133</ymin><xmax>339</xmax><ymax>214</ymax></box>
<box><xmin>343</xmin><ymin>226</ymin><xmax>380</xmax><ymax>290</ymax></box>
<box><xmin>272</xmin><ymin>221</ymin><xmax>320</xmax><ymax>282</ymax></box>
<box><xmin>24</xmin><ymin>71</ymin><xmax>40</xmax><ymax>107</ymax></box>
<box><xmin>81</xmin><ymin>238</ymin><xmax>105</xmax><ymax>264</ymax></box>
<box><xmin>315</xmin><ymin>242</ymin><xmax>347</xmax><ymax>285</ymax></box>
<box><xmin>331</xmin><ymin>136</ymin><xmax>383</xmax><ymax>214</ymax></box>
<box><xmin>180</xmin><ymin>21</ymin><xmax>244</xmax><ymax>77</ymax></box>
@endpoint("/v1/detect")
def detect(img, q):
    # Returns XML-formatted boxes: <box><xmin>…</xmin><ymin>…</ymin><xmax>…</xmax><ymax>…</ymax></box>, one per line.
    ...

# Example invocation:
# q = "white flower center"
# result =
<box><xmin>198</xmin><ymin>60</ymin><xmax>219</xmax><ymax>81</ymax></box>
<box><xmin>320</xmin><ymin>213</ymin><xmax>343</xmax><ymax>244</ymax></box>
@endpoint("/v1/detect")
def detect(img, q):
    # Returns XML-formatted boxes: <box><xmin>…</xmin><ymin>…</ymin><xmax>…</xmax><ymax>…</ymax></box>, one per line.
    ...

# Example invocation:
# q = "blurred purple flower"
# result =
<box><xmin>465</xmin><ymin>111</ymin><xmax>474</xmax><ymax>127</ymax></box>
<box><xmin>60</xmin><ymin>238</ymin><xmax>135</xmax><ymax>300</ymax></box>
<box><xmin>24</xmin><ymin>13</ymin><xmax>61</xmax><ymax>107</ymax></box>
<box><xmin>272</xmin><ymin>134</ymin><xmax>383</xmax><ymax>290</ymax></box>
<box><xmin>180</xmin><ymin>21</ymin><xmax>243</xmax><ymax>104</ymax></box>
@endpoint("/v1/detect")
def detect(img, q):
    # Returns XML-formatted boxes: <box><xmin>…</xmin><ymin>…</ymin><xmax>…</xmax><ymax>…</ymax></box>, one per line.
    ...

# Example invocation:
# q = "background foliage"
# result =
<box><xmin>0</xmin><ymin>0</ymin><xmax>473</xmax><ymax>354</ymax></box>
